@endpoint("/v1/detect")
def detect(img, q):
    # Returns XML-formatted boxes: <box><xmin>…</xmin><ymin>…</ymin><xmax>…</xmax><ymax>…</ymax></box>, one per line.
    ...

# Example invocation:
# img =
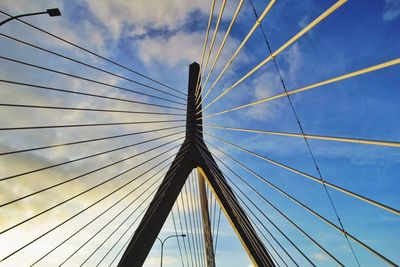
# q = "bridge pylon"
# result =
<box><xmin>118</xmin><ymin>62</ymin><xmax>275</xmax><ymax>267</ymax></box>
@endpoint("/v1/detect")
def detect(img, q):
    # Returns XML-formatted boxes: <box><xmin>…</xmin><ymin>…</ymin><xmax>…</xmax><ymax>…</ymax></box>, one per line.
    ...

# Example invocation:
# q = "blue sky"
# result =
<box><xmin>0</xmin><ymin>0</ymin><xmax>399</xmax><ymax>266</ymax></box>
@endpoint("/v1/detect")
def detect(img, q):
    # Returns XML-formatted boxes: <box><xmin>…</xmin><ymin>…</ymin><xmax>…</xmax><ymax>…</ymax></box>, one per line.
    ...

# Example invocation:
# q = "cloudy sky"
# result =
<box><xmin>0</xmin><ymin>0</ymin><xmax>399</xmax><ymax>266</ymax></box>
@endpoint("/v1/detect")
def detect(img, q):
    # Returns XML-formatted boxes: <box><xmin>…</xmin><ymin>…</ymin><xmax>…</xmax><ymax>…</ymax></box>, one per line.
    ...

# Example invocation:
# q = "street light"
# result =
<box><xmin>0</xmin><ymin>8</ymin><xmax>61</xmax><ymax>27</ymax></box>
<box><xmin>156</xmin><ymin>234</ymin><xmax>186</xmax><ymax>267</ymax></box>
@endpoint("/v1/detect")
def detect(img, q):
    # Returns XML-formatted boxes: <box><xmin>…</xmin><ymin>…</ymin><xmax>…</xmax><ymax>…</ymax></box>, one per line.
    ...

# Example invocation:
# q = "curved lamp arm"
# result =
<box><xmin>0</xmin><ymin>8</ymin><xmax>61</xmax><ymax>27</ymax></box>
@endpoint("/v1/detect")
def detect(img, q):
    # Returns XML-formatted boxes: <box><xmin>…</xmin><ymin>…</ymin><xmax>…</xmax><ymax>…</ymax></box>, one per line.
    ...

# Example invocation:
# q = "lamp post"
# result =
<box><xmin>156</xmin><ymin>234</ymin><xmax>186</xmax><ymax>267</ymax></box>
<box><xmin>0</xmin><ymin>8</ymin><xmax>61</xmax><ymax>26</ymax></box>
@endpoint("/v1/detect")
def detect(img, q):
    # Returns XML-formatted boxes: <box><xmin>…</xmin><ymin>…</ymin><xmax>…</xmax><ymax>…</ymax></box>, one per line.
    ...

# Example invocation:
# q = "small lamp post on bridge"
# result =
<box><xmin>156</xmin><ymin>234</ymin><xmax>186</xmax><ymax>267</ymax></box>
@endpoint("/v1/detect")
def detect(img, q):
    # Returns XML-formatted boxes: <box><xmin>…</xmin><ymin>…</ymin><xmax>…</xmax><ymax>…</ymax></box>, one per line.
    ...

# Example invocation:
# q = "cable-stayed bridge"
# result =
<box><xmin>0</xmin><ymin>0</ymin><xmax>399</xmax><ymax>266</ymax></box>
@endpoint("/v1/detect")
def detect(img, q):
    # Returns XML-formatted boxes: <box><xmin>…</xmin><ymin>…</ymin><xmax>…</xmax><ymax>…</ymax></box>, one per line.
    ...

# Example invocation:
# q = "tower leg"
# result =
<box><xmin>198</xmin><ymin>170</ymin><xmax>216</xmax><ymax>267</ymax></box>
<box><xmin>117</xmin><ymin>144</ymin><xmax>194</xmax><ymax>266</ymax></box>
<box><xmin>197</xmin><ymin>141</ymin><xmax>275</xmax><ymax>267</ymax></box>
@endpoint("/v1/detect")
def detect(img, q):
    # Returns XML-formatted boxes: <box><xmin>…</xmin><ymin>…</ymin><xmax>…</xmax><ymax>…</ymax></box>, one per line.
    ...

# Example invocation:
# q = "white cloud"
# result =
<box><xmin>298</xmin><ymin>15</ymin><xmax>310</xmax><ymax>29</ymax></box>
<box><xmin>82</xmin><ymin>0</ymin><xmax>210</xmax><ymax>39</ymax></box>
<box><xmin>312</xmin><ymin>252</ymin><xmax>329</xmax><ymax>262</ymax></box>
<box><xmin>383</xmin><ymin>0</ymin><xmax>400</xmax><ymax>21</ymax></box>
<box><xmin>134</xmin><ymin>27</ymin><xmax>250</xmax><ymax>88</ymax></box>
<box><xmin>245</xmin><ymin>71</ymin><xmax>285</xmax><ymax>121</ymax></box>
<box><xmin>283</xmin><ymin>43</ymin><xmax>303</xmax><ymax>85</ymax></box>
<box><xmin>381</xmin><ymin>216</ymin><xmax>400</xmax><ymax>222</ymax></box>
<box><xmin>145</xmin><ymin>255</ymin><xmax>178</xmax><ymax>266</ymax></box>
<box><xmin>137</xmin><ymin>32</ymin><xmax>204</xmax><ymax>68</ymax></box>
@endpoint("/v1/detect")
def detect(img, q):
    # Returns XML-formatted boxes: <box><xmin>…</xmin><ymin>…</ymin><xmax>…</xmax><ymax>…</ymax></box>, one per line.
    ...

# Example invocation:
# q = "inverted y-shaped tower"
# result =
<box><xmin>118</xmin><ymin>63</ymin><xmax>274</xmax><ymax>267</ymax></box>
